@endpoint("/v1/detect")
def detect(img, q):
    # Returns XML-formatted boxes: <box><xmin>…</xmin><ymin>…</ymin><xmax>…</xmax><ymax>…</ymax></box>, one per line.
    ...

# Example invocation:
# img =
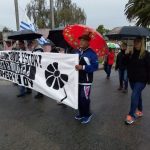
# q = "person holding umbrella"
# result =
<box><xmin>104</xmin><ymin>44</ymin><xmax>115</xmax><ymax>79</ymax></box>
<box><xmin>115</xmin><ymin>42</ymin><xmax>128</xmax><ymax>93</ymax></box>
<box><xmin>75</xmin><ymin>34</ymin><xmax>99</xmax><ymax>124</ymax></box>
<box><xmin>125</xmin><ymin>37</ymin><xmax>150</xmax><ymax>125</ymax></box>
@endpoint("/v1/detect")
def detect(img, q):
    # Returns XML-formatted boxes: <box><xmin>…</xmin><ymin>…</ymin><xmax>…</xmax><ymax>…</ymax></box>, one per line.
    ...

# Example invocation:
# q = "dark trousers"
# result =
<box><xmin>118</xmin><ymin>69</ymin><xmax>128</xmax><ymax>89</ymax></box>
<box><xmin>104</xmin><ymin>63</ymin><xmax>112</xmax><ymax>77</ymax></box>
<box><xmin>19</xmin><ymin>86</ymin><xmax>32</xmax><ymax>95</ymax></box>
<box><xmin>129</xmin><ymin>82</ymin><xmax>146</xmax><ymax>118</ymax></box>
<box><xmin>79</xmin><ymin>85</ymin><xmax>91</xmax><ymax>117</ymax></box>
<box><xmin>19</xmin><ymin>86</ymin><xmax>26</xmax><ymax>95</ymax></box>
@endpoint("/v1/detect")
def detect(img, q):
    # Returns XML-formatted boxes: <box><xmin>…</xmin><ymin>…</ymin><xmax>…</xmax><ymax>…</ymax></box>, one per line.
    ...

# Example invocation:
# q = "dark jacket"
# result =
<box><xmin>125</xmin><ymin>49</ymin><xmax>150</xmax><ymax>83</ymax></box>
<box><xmin>76</xmin><ymin>48</ymin><xmax>99</xmax><ymax>85</ymax></box>
<box><xmin>115</xmin><ymin>50</ymin><xmax>127</xmax><ymax>70</ymax></box>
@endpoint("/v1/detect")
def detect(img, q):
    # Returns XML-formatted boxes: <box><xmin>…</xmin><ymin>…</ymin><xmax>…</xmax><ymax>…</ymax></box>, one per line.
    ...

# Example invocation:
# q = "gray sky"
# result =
<box><xmin>0</xmin><ymin>0</ymin><xmax>133</xmax><ymax>31</ymax></box>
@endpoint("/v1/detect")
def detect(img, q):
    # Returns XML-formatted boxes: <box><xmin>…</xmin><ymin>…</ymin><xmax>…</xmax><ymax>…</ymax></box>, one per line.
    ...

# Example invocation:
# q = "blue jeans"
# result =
<box><xmin>19</xmin><ymin>86</ymin><xmax>26</xmax><ymax>95</ymax></box>
<box><xmin>104</xmin><ymin>63</ymin><xmax>112</xmax><ymax>77</ymax></box>
<box><xmin>118</xmin><ymin>69</ymin><xmax>128</xmax><ymax>89</ymax></box>
<box><xmin>79</xmin><ymin>85</ymin><xmax>91</xmax><ymax>117</ymax></box>
<box><xmin>129</xmin><ymin>82</ymin><xmax>146</xmax><ymax>118</ymax></box>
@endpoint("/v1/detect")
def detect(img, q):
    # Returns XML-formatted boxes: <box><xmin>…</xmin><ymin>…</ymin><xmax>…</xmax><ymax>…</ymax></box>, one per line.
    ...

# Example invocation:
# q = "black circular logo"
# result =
<box><xmin>45</xmin><ymin>62</ymin><xmax>68</xmax><ymax>90</ymax></box>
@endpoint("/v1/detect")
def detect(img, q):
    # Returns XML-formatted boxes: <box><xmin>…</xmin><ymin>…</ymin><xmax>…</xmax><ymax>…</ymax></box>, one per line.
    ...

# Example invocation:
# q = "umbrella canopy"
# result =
<box><xmin>107</xmin><ymin>43</ymin><xmax>116</xmax><ymax>49</ymax></box>
<box><xmin>63</xmin><ymin>24</ymin><xmax>107</xmax><ymax>57</ymax></box>
<box><xmin>107</xmin><ymin>42</ymin><xmax>120</xmax><ymax>49</ymax></box>
<box><xmin>47</xmin><ymin>28</ymin><xmax>72</xmax><ymax>49</ymax></box>
<box><xmin>8</xmin><ymin>30</ymin><xmax>42</xmax><ymax>40</ymax></box>
<box><xmin>106</xmin><ymin>26</ymin><xmax>150</xmax><ymax>40</ymax></box>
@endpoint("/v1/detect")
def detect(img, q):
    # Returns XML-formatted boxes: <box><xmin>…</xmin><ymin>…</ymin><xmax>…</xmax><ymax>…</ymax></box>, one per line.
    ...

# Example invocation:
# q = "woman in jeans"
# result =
<box><xmin>125</xmin><ymin>38</ymin><xmax>150</xmax><ymax>125</ymax></box>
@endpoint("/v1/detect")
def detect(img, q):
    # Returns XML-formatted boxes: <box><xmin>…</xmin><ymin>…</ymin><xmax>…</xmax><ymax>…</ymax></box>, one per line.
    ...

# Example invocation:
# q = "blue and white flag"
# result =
<box><xmin>19</xmin><ymin>12</ymin><xmax>47</xmax><ymax>45</ymax></box>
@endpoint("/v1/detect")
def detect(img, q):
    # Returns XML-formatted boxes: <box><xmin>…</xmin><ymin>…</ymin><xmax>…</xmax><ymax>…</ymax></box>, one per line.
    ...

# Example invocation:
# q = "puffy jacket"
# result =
<box><xmin>76</xmin><ymin>48</ymin><xmax>99</xmax><ymax>85</ymax></box>
<box><xmin>115</xmin><ymin>50</ymin><xmax>127</xmax><ymax>70</ymax></box>
<box><xmin>125</xmin><ymin>49</ymin><xmax>150</xmax><ymax>83</ymax></box>
<box><xmin>107</xmin><ymin>51</ymin><xmax>115</xmax><ymax>65</ymax></box>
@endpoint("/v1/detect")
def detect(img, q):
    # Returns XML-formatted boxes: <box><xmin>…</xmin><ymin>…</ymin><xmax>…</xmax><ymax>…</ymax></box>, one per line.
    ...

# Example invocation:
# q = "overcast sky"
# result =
<box><xmin>0</xmin><ymin>0</ymin><xmax>133</xmax><ymax>30</ymax></box>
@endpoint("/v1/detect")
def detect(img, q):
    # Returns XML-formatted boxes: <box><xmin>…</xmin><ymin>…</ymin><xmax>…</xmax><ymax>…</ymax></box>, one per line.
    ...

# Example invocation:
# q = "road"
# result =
<box><xmin>0</xmin><ymin>70</ymin><xmax>150</xmax><ymax>150</ymax></box>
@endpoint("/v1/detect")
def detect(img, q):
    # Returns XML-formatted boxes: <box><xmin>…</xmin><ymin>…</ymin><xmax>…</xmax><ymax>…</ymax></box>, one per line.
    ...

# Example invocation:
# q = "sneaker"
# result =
<box><xmin>135</xmin><ymin>111</ymin><xmax>143</xmax><ymax>118</ymax></box>
<box><xmin>75</xmin><ymin>115</ymin><xmax>84</xmax><ymax>121</ymax></box>
<box><xmin>118</xmin><ymin>87</ymin><xmax>123</xmax><ymax>91</ymax></box>
<box><xmin>34</xmin><ymin>93</ymin><xmax>44</xmax><ymax>99</ymax></box>
<box><xmin>81</xmin><ymin>115</ymin><xmax>92</xmax><ymax>124</ymax></box>
<box><xmin>26</xmin><ymin>89</ymin><xmax>32</xmax><ymax>95</ymax></box>
<box><xmin>26</xmin><ymin>91</ymin><xmax>32</xmax><ymax>95</ymax></box>
<box><xmin>125</xmin><ymin>115</ymin><xmax>135</xmax><ymax>125</ymax></box>
<box><xmin>122</xmin><ymin>89</ymin><xmax>128</xmax><ymax>93</ymax></box>
<box><xmin>106</xmin><ymin>76</ymin><xmax>110</xmax><ymax>80</ymax></box>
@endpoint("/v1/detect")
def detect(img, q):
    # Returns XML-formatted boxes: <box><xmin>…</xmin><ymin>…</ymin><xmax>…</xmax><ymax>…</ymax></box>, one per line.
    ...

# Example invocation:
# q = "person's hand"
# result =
<box><xmin>75</xmin><ymin>65</ymin><xmax>83</xmax><ymax>71</ymax></box>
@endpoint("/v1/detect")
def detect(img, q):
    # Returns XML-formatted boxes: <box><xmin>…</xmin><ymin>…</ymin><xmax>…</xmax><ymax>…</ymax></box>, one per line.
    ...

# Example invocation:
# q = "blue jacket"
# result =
<box><xmin>76</xmin><ymin>48</ymin><xmax>99</xmax><ymax>85</ymax></box>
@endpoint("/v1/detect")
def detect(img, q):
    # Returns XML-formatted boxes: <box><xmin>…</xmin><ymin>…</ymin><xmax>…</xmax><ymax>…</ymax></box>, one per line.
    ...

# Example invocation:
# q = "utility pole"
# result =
<box><xmin>50</xmin><ymin>0</ymin><xmax>55</xmax><ymax>29</ymax></box>
<box><xmin>14</xmin><ymin>0</ymin><xmax>19</xmax><ymax>31</ymax></box>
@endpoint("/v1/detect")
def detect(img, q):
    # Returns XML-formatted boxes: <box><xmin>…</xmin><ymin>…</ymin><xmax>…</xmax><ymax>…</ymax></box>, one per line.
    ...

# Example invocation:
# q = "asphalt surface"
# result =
<box><xmin>0</xmin><ymin>70</ymin><xmax>150</xmax><ymax>150</ymax></box>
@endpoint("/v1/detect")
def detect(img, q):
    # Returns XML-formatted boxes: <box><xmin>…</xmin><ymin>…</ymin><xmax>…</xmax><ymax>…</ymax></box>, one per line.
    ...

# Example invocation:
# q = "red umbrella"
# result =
<box><xmin>63</xmin><ymin>24</ymin><xmax>107</xmax><ymax>57</ymax></box>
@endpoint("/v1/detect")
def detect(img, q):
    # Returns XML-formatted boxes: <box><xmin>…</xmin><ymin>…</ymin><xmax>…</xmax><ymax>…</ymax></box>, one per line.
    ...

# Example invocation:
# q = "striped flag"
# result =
<box><xmin>20</xmin><ymin>15</ymin><xmax>47</xmax><ymax>45</ymax></box>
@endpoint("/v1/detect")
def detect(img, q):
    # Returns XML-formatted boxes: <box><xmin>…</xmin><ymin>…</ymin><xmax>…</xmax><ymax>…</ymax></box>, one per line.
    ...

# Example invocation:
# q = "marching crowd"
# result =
<box><xmin>4</xmin><ymin>33</ymin><xmax>150</xmax><ymax>126</ymax></box>
<box><xmin>74</xmin><ymin>35</ymin><xmax>150</xmax><ymax>125</ymax></box>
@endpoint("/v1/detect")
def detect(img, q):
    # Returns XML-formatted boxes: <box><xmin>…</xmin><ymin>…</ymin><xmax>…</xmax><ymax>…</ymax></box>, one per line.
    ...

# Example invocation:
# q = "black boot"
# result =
<box><xmin>34</xmin><ymin>92</ymin><xmax>44</xmax><ymax>99</ymax></box>
<box><xmin>26</xmin><ymin>88</ymin><xmax>32</xmax><ymax>94</ymax></box>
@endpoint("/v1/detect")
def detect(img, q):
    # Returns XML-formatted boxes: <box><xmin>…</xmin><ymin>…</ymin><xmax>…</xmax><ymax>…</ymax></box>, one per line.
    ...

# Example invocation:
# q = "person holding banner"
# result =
<box><xmin>75</xmin><ymin>35</ymin><xmax>99</xmax><ymax>124</ymax></box>
<box><xmin>17</xmin><ymin>40</ymin><xmax>32</xmax><ymax>97</ymax></box>
<box><xmin>31</xmin><ymin>40</ymin><xmax>44</xmax><ymax>99</ymax></box>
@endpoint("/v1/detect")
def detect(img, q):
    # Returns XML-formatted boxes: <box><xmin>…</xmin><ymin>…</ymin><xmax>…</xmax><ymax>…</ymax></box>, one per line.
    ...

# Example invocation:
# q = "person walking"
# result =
<box><xmin>31</xmin><ymin>40</ymin><xmax>44</xmax><ymax>99</ymax></box>
<box><xmin>125</xmin><ymin>38</ymin><xmax>150</xmax><ymax>125</ymax></box>
<box><xmin>75</xmin><ymin>35</ymin><xmax>99</xmax><ymax>124</ymax></box>
<box><xmin>104</xmin><ymin>46</ymin><xmax>115</xmax><ymax>79</ymax></box>
<box><xmin>115</xmin><ymin>42</ymin><xmax>128</xmax><ymax>93</ymax></box>
<box><xmin>17</xmin><ymin>40</ymin><xmax>31</xmax><ymax>97</ymax></box>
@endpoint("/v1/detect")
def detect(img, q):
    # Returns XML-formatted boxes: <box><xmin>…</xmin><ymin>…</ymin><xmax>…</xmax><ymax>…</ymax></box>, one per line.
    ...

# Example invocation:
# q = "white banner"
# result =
<box><xmin>0</xmin><ymin>51</ymin><xmax>79</xmax><ymax>109</ymax></box>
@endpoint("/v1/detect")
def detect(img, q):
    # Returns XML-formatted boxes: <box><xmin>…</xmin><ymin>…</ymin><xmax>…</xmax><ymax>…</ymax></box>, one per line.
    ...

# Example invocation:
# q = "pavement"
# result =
<box><xmin>0</xmin><ymin>70</ymin><xmax>150</xmax><ymax>150</ymax></box>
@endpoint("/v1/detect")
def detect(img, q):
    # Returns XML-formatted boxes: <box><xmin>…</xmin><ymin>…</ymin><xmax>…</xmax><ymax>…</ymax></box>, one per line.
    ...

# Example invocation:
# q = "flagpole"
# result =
<box><xmin>14</xmin><ymin>0</ymin><xmax>20</xmax><ymax>31</ymax></box>
<box><xmin>50</xmin><ymin>0</ymin><xmax>55</xmax><ymax>29</ymax></box>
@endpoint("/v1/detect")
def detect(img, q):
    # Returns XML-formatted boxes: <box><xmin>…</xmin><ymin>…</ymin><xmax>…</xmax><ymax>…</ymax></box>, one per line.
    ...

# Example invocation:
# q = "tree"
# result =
<box><xmin>26</xmin><ymin>0</ymin><xmax>50</xmax><ymax>28</ymax></box>
<box><xmin>26</xmin><ymin>0</ymin><xmax>86</xmax><ymax>29</ymax></box>
<box><xmin>96</xmin><ymin>25</ymin><xmax>110</xmax><ymax>35</ymax></box>
<box><xmin>125</xmin><ymin>0</ymin><xmax>150</xmax><ymax>27</ymax></box>
<box><xmin>2</xmin><ymin>27</ymin><xmax>12</xmax><ymax>32</ymax></box>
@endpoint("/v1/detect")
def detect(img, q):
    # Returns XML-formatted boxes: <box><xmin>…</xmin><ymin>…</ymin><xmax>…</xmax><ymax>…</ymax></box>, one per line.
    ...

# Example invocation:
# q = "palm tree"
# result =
<box><xmin>125</xmin><ymin>0</ymin><xmax>150</xmax><ymax>27</ymax></box>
